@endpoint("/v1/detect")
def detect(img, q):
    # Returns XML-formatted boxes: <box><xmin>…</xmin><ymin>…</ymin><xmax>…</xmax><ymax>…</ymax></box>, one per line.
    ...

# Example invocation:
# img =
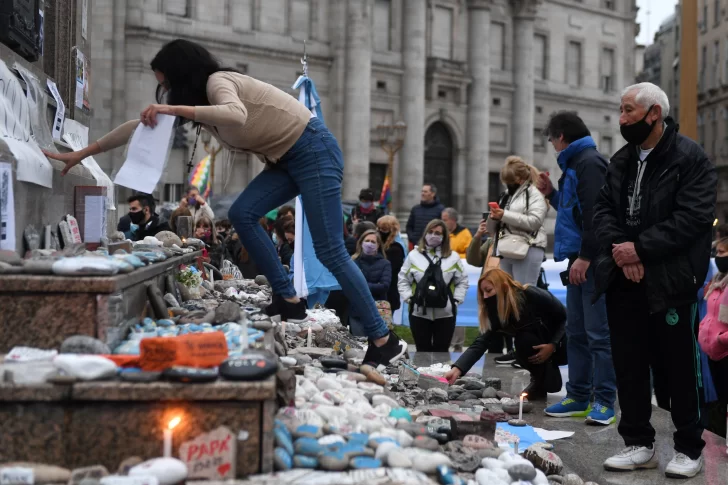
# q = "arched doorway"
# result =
<box><xmin>424</xmin><ymin>122</ymin><xmax>454</xmax><ymax>207</ymax></box>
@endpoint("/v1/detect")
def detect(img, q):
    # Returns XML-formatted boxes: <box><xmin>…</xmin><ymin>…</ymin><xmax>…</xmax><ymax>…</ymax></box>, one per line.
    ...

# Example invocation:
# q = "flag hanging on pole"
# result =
<box><xmin>188</xmin><ymin>155</ymin><xmax>212</xmax><ymax>198</ymax></box>
<box><xmin>379</xmin><ymin>175</ymin><xmax>392</xmax><ymax>210</ymax></box>
<box><xmin>291</xmin><ymin>69</ymin><xmax>340</xmax><ymax>305</ymax></box>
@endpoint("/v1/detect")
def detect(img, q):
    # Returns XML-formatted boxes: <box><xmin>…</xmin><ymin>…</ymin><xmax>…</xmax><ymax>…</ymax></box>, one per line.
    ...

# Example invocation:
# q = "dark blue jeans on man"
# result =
<box><xmin>228</xmin><ymin>117</ymin><xmax>389</xmax><ymax>340</ymax></box>
<box><xmin>565</xmin><ymin>267</ymin><xmax>617</xmax><ymax>407</ymax></box>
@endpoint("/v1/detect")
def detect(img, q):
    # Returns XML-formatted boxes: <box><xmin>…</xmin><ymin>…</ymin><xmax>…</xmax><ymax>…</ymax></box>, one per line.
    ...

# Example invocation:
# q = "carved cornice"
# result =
<box><xmin>511</xmin><ymin>0</ymin><xmax>543</xmax><ymax>19</ymax></box>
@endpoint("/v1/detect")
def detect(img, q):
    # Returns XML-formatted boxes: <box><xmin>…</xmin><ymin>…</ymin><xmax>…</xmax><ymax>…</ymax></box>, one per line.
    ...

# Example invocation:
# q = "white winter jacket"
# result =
<box><xmin>498</xmin><ymin>183</ymin><xmax>548</xmax><ymax>249</ymax></box>
<box><xmin>398</xmin><ymin>247</ymin><xmax>469</xmax><ymax>320</ymax></box>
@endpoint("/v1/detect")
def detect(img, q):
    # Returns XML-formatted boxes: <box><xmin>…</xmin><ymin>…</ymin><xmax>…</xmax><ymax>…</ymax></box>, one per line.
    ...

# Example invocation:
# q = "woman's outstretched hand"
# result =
<box><xmin>444</xmin><ymin>367</ymin><xmax>462</xmax><ymax>385</ymax></box>
<box><xmin>140</xmin><ymin>104</ymin><xmax>177</xmax><ymax>127</ymax></box>
<box><xmin>42</xmin><ymin>149</ymin><xmax>84</xmax><ymax>176</ymax></box>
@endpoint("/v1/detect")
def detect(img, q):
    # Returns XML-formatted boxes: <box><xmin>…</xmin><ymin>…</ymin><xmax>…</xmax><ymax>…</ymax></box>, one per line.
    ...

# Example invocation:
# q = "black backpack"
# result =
<box><xmin>413</xmin><ymin>252</ymin><xmax>453</xmax><ymax>310</ymax></box>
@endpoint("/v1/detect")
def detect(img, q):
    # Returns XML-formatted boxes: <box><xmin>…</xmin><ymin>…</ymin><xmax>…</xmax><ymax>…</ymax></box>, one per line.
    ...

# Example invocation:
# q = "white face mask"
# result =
<box><xmin>555</xmin><ymin>149</ymin><xmax>564</xmax><ymax>160</ymax></box>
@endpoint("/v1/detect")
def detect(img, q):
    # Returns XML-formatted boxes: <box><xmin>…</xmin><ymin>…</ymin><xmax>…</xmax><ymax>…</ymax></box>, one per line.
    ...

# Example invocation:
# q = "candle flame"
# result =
<box><xmin>168</xmin><ymin>417</ymin><xmax>181</xmax><ymax>430</ymax></box>
<box><xmin>521</xmin><ymin>392</ymin><xmax>528</xmax><ymax>398</ymax></box>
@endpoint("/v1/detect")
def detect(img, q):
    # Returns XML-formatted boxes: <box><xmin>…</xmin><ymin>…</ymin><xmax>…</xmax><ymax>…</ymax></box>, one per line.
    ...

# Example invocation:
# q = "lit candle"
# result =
<box><xmin>519</xmin><ymin>393</ymin><xmax>526</xmax><ymax>421</ymax></box>
<box><xmin>307</xmin><ymin>327</ymin><xmax>312</xmax><ymax>347</ymax></box>
<box><xmin>164</xmin><ymin>417</ymin><xmax>181</xmax><ymax>458</ymax></box>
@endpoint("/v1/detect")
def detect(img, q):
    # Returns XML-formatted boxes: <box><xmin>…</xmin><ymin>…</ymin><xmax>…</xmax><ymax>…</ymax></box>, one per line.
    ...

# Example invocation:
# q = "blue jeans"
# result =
<box><xmin>565</xmin><ymin>266</ymin><xmax>617</xmax><ymax>407</ymax></box>
<box><xmin>228</xmin><ymin>117</ymin><xmax>389</xmax><ymax>340</ymax></box>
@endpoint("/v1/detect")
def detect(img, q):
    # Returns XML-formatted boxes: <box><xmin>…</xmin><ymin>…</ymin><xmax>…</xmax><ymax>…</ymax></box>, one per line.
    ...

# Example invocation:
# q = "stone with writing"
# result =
<box><xmin>463</xmin><ymin>435</ymin><xmax>494</xmax><ymax>450</ymax></box>
<box><xmin>69</xmin><ymin>465</ymin><xmax>109</xmax><ymax>485</ymax></box>
<box><xmin>179</xmin><ymin>426</ymin><xmax>236</xmax><ymax>480</ymax></box>
<box><xmin>524</xmin><ymin>445</ymin><xmax>564</xmax><ymax>476</ymax></box>
<box><xmin>219</xmin><ymin>350</ymin><xmax>277</xmax><ymax>381</ymax></box>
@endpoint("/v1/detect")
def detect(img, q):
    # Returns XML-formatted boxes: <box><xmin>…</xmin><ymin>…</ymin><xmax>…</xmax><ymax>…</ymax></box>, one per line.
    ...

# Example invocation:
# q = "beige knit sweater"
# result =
<box><xmin>97</xmin><ymin>72</ymin><xmax>312</xmax><ymax>161</ymax></box>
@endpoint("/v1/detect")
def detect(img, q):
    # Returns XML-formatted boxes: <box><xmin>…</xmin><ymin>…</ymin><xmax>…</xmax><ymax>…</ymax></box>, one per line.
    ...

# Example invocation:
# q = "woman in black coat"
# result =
<box><xmin>349</xmin><ymin>229</ymin><xmax>392</xmax><ymax>336</ymax></box>
<box><xmin>377</xmin><ymin>215</ymin><xmax>406</xmax><ymax>312</ymax></box>
<box><xmin>445</xmin><ymin>268</ymin><xmax>566</xmax><ymax>400</ymax></box>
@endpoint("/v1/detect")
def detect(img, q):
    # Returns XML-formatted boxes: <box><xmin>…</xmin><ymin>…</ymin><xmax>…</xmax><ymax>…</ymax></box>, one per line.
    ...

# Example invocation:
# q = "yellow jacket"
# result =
<box><xmin>449</xmin><ymin>225</ymin><xmax>473</xmax><ymax>258</ymax></box>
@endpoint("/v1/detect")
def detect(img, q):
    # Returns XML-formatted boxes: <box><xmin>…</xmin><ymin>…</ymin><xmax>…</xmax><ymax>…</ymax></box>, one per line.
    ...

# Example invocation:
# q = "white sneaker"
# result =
<box><xmin>603</xmin><ymin>446</ymin><xmax>659</xmax><ymax>471</ymax></box>
<box><xmin>665</xmin><ymin>453</ymin><xmax>703</xmax><ymax>478</ymax></box>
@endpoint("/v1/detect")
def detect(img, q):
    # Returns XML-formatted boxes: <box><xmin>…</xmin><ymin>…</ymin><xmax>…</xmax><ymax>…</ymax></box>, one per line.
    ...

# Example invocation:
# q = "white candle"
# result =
<box><xmin>163</xmin><ymin>429</ymin><xmax>172</xmax><ymax>458</ymax></box>
<box><xmin>519</xmin><ymin>393</ymin><xmax>526</xmax><ymax>421</ymax></box>
<box><xmin>241</xmin><ymin>328</ymin><xmax>249</xmax><ymax>349</ymax></box>
<box><xmin>281</xmin><ymin>321</ymin><xmax>286</xmax><ymax>335</ymax></box>
<box><xmin>307</xmin><ymin>327</ymin><xmax>312</xmax><ymax>347</ymax></box>
<box><xmin>514</xmin><ymin>438</ymin><xmax>520</xmax><ymax>454</ymax></box>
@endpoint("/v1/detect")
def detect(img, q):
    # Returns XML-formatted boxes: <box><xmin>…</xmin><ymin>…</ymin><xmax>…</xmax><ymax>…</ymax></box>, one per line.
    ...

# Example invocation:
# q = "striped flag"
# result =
<box><xmin>379</xmin><ymin>175</ymin><xmax>392</xmax><ymax>209</ymax></box>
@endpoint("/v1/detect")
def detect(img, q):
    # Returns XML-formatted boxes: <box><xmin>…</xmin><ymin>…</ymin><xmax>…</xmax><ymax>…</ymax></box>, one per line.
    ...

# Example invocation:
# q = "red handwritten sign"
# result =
<box><xmin>179</xmin><ymin>426</ymin><xmax>235</xmax><ymax>480</ymax></box>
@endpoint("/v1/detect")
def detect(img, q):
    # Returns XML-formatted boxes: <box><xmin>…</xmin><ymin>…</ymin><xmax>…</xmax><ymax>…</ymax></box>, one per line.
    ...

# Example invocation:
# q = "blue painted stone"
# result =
<box><xmin>339</xmin><ymin>443</ymin><xmax>373</xmax><ymax>458</ymax></box>
<box><xmin>347</xmin><ymin>433</ymin><xmax>369</xmax><ymax>446</ymax></box>
<box><xmin>274</xmin><ymin>447</ymin><xmax>292</xmax><ymax>471</ymax></box>
<box><xmin>294</xmin><ymin>437</ymin><xmax>324</xmax><ymax>457</ymax></box>
<box><xmin>350</xmin><ymin>457</ymin><xmax>382</xmax><ymax>469</ymax></box>
<box><xmin>292</xmin><ymin>455</ymin><xmax>318</xmax><ymax>469</ymax></box>
<box><xmin>389</xmin><ymin>407</ymin><xmax>412</xmax><ymax>422</ymax></box>
<box><xmin>274</xmin><ymin>428</ymin><xmax>294</xmax><ymax>455</ymax></box>
<box><xmin>295</xmin><ymin>424</ymin><xmax>323</xmax><ymax>439</ymax></box>
<box><xmin>157</xmin><ymin>319</ymin><xmax>175</xmax><ymax>327</ymax></box>
<box><xmin>437</xmin><ymin>465</ymin><xmax>466</xmax><ymax>485</ymax></box>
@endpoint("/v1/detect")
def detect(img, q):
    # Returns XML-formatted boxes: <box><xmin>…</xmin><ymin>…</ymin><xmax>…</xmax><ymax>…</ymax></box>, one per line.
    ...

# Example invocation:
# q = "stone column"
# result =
<box><xmin>510</xmin><ymin>0</ymin><xmax>542</xmax><ymax>161</ymax></box>
<box><xmin>397</xmin><ymin>0</ymin><xmax>427</xmax><ymax>214</ymax></box>
<box><xmin>342</xmin><ymin>0</ymin><xmax>373</xmax><ymax>200</ymax></box>
<box><xmin>465</xmin><ymin>0</ymin><xmax>492</xmax><ymax>219</ymax></box>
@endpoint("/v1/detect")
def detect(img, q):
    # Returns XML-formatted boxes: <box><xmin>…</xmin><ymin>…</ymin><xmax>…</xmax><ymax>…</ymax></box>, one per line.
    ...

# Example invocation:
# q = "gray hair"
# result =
<box><xmin>442</xmin><ymin>207</ymin><xmax>459</xmax><ymax>222</ymax></box>
<box><xmin>621</xmin><ymin>82</ymin><xmax>670</xmax><ymax>120</ymax></box>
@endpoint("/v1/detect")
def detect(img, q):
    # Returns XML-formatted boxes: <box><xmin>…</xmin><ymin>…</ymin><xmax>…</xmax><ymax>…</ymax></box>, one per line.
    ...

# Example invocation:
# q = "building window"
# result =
<box><xmin>369</xmin><ymin>163</ymin><xmax>387</xmax><ymax>200</ymax></box>
<box><xmin>600</xmin><ymin>47</ymin><xmax>615</xmax><ymax>93</ymax></box>
<box><xmin>566</xmin><ymin>41</ymin><xmax>582</xmax><ymax>87</ymax></box>
<box><xmin>698</xmin><ymin>114</ymin><xmax>705</xmax><ymax>148</ymax></box>
<box><xmin>534</xmin><ymin>34</ymin><xmax>547</xmax><ymax>80</ymax></box>
<box><xmin>373</xmin><ymin>0</ymin><xmax>391</xmax><ymax>52</ymax></box>
<box><xmin>716</xmin><ymin>0</ymin><xmax>721</xmax><ymax>27</ymax></box>
<box><xmin>703</xmin><ymin>4</ymin><xmax>708</xmax><ymax>31</ymax></box>
<box><xmin>714</xmin><ymin>40</ymin><xmax>721</xmax><ymax>88</ymax></box>
<box><xmin>164</xmin><ymin>184</ymin><xmax>185</xmax><ymax>203</ymax></box>
<box><xmin>491</xmin><ymin>22</ymin><xmax>506</xmax><ymax>70</ymax></box>
<box><xmin>701</xmin><ymin>45</ymin><xmax>707</xmax><ymax>91</ymax></box>
<box><xmin>601</xmin><ymin>136</ymin><xmax>613</xmax><ymax>155</ymax></box>
<box><xmin>432</xmin><ymin>6</ymin><xmax>453</xmax><ymax>59</ymax></box>
<box><xmin>602</xmin><ymin>0</ymin><xmax>616</xmax><ymax>10</ymax></box>
<box><xmin>289</xmin><ymin>0</ymin><xmax>311</xmax><ymax>39</ymax></box>
<box><xmin>376</xmin><ymin>80</ymin><xmax>387</xmax><ymax>92</ymax></box>
<box><xmin>534</xmin><ymin>129</ymin><xmax>545</xmax><ymax>149</ymax></box>
<box><xmin>166</xmin><ymin>0</ymin><xmax>191</xmax><ymax>17</ymax></box>
<box><xmin>231</xmin><ymin>0</ymin><xmax>253</xmax><ymax>31</ymax></box>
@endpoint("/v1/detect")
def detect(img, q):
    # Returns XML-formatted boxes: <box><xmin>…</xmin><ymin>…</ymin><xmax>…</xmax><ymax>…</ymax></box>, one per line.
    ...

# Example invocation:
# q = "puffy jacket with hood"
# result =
<box><xmin>547</xmin><ymin>136</ymin><xmax>608</xmax><ymax>262</ymax></box>
<box><xmin>497</xmin><ymin>183</ymin><xmax>548</xmax><ymax>250</ymax></box>
<box><xmin>406</xmin><ymin>198</ymin><xmax>445</xmax><ymax>244</ymax></box>
<box><xmin>398</xmin><ymin>246</ymin><xmax>469</xmax><ymax>320</ymax></box>
<box><xmin>592</xmin><ymin>118</ymin><xmax>717</xmax><ymax>313</ymax></box>
<box><xmin>699</xmin><ymin>274</ymin><xmax>728</xmax><ymax>361</ymax></box>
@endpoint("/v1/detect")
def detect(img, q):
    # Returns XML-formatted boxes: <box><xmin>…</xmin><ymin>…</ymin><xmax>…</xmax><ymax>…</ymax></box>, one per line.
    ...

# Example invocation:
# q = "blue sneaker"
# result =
<box><xmin>544</xmin><ymin>398</ymin><xmax>591</xmax><ymax>417</ymax></box>
<box><xmin>585</xmin><ymin>403</ymin><xmax>616</xmax><ymax>425</ymax></box>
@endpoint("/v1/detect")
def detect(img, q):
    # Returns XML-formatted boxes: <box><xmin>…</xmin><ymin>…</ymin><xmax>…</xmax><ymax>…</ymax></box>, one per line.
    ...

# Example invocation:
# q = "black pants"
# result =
<box><xmin>607</xmin><ymin>280</ymin><xmax>705</xmax><ymax>459</ymax></box>
<box><xmin>513</xmin><ymin>324</ymin><xmax>565</xmax><ymax>392</ymax></box>
<box><xmin>410</xmin><ymin>315</ymin><xmax>456</xmax><ymax>352</ymax></box>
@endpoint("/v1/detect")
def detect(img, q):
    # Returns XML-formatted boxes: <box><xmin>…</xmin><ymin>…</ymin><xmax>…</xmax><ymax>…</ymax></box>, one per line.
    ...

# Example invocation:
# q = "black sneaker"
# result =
<box><xmin>494</xmin><ymin>351</ymin><xmax>517</xmax><ymax>365</ymax></box>
<box><xmin>264</xmin><ymin>294</ymin><xmax>284</xmax><ymax>317</ymax></box>
<box><xmin>522</xmin><ymin>378</ymin><xmax>547</xmax><ymax>401</ymax></box>
<box><xmin>363</xmin><ymin>331</ymin><xmax>408</xmax><ymax>367</ymax></box>
<box><xmin>281</xmin><ymin>298</ymin><xmax>310</xmax><ymax>324</ymax></box>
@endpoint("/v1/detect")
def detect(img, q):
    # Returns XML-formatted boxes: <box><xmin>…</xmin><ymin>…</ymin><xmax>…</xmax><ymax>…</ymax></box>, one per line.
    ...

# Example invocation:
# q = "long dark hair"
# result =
<box><xmin>150</xmin><ymin>39</ymin><xmax>237</xmax><ymax>107</ymax></box>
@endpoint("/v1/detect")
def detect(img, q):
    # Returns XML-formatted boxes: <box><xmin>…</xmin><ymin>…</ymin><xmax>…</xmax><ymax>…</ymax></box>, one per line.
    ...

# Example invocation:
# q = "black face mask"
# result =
<box><xmin>483</xmin><ymin>294</ymin><xmax>500</xmax><ymax>326</ymax></box>
<box><xmin>128</xmin><ymin>210</ymin><xmax>145</xmax><ymax>225</ymax></box>
<box><xmin>379</xmin><ymin>231</ymin><xmax>390</xmax><ymax>241</ymax></box>
<box><xmin>716</xmin><ymin>256</ymin><xmax>728</xmax><ymax>274</ymax></box>
<box><xmin>507</xmin><ymin>184</ymin><xmax>520</xmax><ymax>195</ymax></box>
<box><xmin>620</xmin><ymin>104</ymin><xmax>657</xmax><ymax>146</ymax></box>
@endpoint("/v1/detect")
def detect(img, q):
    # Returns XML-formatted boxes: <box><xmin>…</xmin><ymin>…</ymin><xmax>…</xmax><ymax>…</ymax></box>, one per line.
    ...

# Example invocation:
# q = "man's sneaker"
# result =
<box><xmin>544</xmin><ymin>398</ymin><xmax>591</xmax><ymax>417</ymax></box>
<box><xmin>281</xmin><ymin>298</ymin><xmax>310</xmax><ymax>324</ymax></box>
<box><xmin>665</xmin><ymin>453</ymin><xmax>703</xmax><ymax>478</ymax></box>
<box><xmin>603</xmin><ymin>446</ymin><xmax>658</xmax><ymax>471</ymax></box>
<box><xmin>585</xmin><ymin>404</ymin><xmax>616</xmax><ymax>425</ymax></box>
<box><xmin>264</xmin><ymin>294</ymin><xmax>284</xmax><ymax>317</ymax></box>
<box><xmin>494</xmin><ymin>351</ymin><xmax>517</xmax><ymax>365</ymax></box>
<box><xmin>363</xmin><ymin>331</ymin><xmax>408</xmax><ymax>367</ymax></box>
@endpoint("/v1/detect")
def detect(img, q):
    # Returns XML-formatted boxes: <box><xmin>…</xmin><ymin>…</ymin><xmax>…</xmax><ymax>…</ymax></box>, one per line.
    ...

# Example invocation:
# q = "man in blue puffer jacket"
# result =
<box><xmin>537</xmin><ymin>112</ymin><xmax>617</xmax><ymax>426</ymax></box>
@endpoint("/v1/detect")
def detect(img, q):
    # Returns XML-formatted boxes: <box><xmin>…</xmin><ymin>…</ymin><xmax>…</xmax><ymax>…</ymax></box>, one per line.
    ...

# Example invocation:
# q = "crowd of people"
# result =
<box><xmin>44</xmin><ymin>36</ymin><xmax>725</xmax><ymax>479</ymax></box>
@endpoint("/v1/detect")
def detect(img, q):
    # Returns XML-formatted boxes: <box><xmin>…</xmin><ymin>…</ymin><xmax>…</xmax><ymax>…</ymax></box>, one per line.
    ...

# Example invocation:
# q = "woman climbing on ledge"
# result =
<box><xmin>43</xmin><ymin>39</ymin><xmax>407</xmax><ymax>367</ymax></box>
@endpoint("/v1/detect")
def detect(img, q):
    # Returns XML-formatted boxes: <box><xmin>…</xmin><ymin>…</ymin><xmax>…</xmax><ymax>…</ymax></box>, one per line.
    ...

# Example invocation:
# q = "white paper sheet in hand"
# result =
<box><xmin>114</xmin><ymin>114</ymin><xmax>176</xmax><ymax>193</ymax></box>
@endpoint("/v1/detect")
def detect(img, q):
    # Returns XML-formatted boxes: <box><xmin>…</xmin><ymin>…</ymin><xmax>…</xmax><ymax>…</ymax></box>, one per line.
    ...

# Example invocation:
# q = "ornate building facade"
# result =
<box><xmin>90</xmin><ymin>0</ymin><xmax>638</xmax><ymax>225</ymax></box>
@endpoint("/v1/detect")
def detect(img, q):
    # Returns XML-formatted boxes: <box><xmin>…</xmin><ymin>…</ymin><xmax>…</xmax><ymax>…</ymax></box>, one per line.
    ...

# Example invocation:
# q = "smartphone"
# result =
<box><xmin>488</xmin><ymin>202</ymin><xmax>500</xmax><ymax>210</ymax></box>
<box><xmin>482</xmin><ymin>212</ymin><xmax>489</xmax><ymax>220</ymax></box>
<box><xmin>559</xmin><ymin>270</ymin><xmax>570</xmax><ymax>286</ymax></box>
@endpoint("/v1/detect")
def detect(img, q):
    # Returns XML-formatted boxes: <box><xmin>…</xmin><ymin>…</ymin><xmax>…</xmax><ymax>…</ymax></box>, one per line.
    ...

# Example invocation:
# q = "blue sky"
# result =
<box><xmin>636</xmin><ymin>0</ymin><xmax>678</xmax><ymax>46</ymax></box>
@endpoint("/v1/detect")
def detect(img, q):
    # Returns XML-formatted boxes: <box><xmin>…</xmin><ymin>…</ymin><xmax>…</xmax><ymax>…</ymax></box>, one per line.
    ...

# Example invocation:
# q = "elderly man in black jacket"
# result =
<box><xmin>405</xmin><ymin>183</ymin><xmax>445</xmax><ymax>250</ymax></box>
<box><xmin>593</xmin><ymin>82</ymin><xmax>717</xmax><ymax>479</ymax></box>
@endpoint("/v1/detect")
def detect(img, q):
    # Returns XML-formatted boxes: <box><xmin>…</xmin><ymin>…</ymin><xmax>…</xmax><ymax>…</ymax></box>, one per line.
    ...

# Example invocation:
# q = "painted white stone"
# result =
<box><xmin>128</xmin><ymin>458</ymin><xmax>187</xmax><ymax>485</ymax></box>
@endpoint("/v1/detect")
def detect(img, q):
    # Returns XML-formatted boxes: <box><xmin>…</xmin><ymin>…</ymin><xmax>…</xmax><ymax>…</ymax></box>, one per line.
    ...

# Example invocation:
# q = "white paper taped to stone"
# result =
<box><xmin>0</xmin><ymin>162</ymin><xmax>16</xmax><ymax>251</ymax></box>
<box><xmin>75</xmin><ymin>49</ymin><xmax>85</xmax><ymax>109</ymax></box>
<box><xmin>0</xmin><ymin>467</ymin><xmax>34</xmax><ymax>485</ymax></box>
<box><xmin>83</xmin><ymin>195</ymin><xmax>106</xmax><ymax>243</ymax></box>
<box><xmin>0</xmin><ymin>59</ymin><xmax>53</xmax><ymax>188</ymax></box>
<box><xmin>114</xmin><ymin>114</ymin><xmax>176</xmax><ymax>194</ymax></box>
<box><xmin>46</xmin><ymin>79</ymin><xmax>65</xmax><ymax>142</ymax></box>
<box><xmin>63</xmin><ymin>119</ymin><xmax>116</xmax><ymax>210</ymax></box>
<box><xmin>14</xmin><ymin>63</ymin><xmax>56</xmax><ymax>152</ymax></box>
